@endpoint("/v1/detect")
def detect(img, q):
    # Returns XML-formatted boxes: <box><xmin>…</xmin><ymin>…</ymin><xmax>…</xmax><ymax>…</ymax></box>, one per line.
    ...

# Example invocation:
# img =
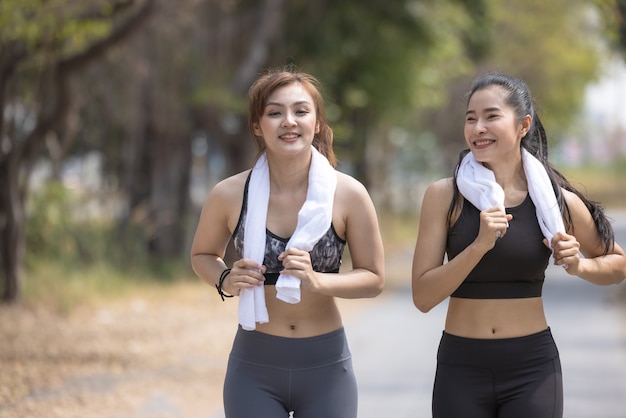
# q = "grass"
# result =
<box><xmin>21</xmin><ymin>259</ymin><xmax>198</xmax><ymax>314</ymax></box>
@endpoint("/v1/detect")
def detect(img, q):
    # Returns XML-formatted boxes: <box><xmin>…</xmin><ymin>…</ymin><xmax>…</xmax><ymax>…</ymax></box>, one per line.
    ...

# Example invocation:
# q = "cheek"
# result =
<box><xmin>254</xmin><ymin>120</ymin><xmax>273</xmax><ymax>136</ymax></box>
<box><xmin>463</xmin><ymin>124</ymin><xmax>473</xmax><ymax>141</ymax></box>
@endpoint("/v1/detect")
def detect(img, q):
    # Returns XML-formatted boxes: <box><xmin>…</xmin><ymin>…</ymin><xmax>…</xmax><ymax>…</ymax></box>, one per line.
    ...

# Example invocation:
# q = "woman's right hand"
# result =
<box><xmin>222</xmin><ymin>259</ymin><xmax>266</xmax><ymax>296</ymax></box>
<box><xmin>474</xmin><ymin>206</ymin><xmax>513</xmax><ymax>252</ymax></box>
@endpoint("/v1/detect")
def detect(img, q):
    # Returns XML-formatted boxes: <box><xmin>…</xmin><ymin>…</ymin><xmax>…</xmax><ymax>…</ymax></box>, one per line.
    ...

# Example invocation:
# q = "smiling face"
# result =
<box><xmin>464</xmin><ymin>85</ymin><xmax>530</xmax><ymax>165</ymax></box>
<box><xmin>252</xmin><ymin>82</ymin><xmax>320</xmax><ymax>157</ymax></box>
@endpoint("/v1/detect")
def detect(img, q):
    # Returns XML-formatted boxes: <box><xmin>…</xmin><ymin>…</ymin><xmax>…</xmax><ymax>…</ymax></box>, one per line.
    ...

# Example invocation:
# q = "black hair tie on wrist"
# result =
<box><xmin>215</xmin><ymin>268</ymin><xmax>234</xmax><ymax>301</ymax></box>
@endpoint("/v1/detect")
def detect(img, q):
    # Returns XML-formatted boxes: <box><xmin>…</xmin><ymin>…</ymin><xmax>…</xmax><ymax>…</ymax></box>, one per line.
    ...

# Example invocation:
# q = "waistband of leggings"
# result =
<box><xmin>229</xmin><ymin>326</ymin><xmax>351</xmax><ymax>369</ymax></box>
<box><xmin>437</xmin><ymin>327</ymin><xmax>559</xmax><ymax>369</ymax></box>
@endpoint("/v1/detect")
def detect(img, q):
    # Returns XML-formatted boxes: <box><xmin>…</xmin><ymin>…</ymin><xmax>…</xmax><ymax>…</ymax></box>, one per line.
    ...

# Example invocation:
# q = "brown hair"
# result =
<box><xmin>247</xmin><ymin>66</ymin><xmax>336</xmax><ymax>167</ymax></box>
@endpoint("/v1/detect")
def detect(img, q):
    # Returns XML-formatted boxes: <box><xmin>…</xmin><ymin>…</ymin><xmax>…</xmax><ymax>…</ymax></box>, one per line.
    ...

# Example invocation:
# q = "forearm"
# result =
<box><xmin>190</xmin><ymin>253</ymin><xmax>229</xmax><ymax>287</ymax></box>
<box><xmin>412</xmin><ymin>243</ymin><xmax>486</xmax><ymax>312</ymax></box>
<box><xmin>574</xmin><ymin>254</ymin><xmax>626</xmax><ymax>286</ymax></box>
<box><xmin>314</xmin><ymin>269</ymin><xmax>384</xmax><ymax>299</ymax></box>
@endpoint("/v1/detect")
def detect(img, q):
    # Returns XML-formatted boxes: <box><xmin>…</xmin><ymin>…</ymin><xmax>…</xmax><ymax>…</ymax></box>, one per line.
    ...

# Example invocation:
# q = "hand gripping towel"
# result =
<box><xmin>275</xmin><ymin>148</ymin><xmax>337</xmax><ymax>303</ymax></box>
<box><xmin>456</xmin><ymin>148</ymin><xmax>565</xmax><ymax>248</ymax></box>
<box><xmin>238</xmin><ymin>147</ymin><xmax>337</xmax><ymax>330</ymax></box>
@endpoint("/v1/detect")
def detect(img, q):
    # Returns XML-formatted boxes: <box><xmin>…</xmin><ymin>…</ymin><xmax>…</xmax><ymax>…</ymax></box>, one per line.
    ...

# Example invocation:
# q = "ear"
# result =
<box><xmin>315</xmin><ymin>121</ymin><xmax>320</xmax><ymax>134</ymax></box>
<box><xmin>253</xmin><ymin>123</ymin><xmax>262</xmax><ymax>137</ymax></box>
<box><xmin>520</xmin><ymin>114</ymin><xmax>532</xmax><ymax>137</ymax></box>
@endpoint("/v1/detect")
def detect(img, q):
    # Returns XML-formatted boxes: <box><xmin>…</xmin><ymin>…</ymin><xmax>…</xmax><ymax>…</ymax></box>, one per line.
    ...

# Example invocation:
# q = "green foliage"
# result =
<box><xmin>0</xmin><ymin>0</ymin><xmax>114</xmax><ymax>58</ymax></box>
<box><xmin>484</xmin><ymin>0</ymin><xmax>602</xmax><ymax>138</ymax></box>
<box><xmin>25</xmin><ymin>182</ymin><xmax>190</xmax><ymax>279</ymax></box>
<box><xmin>281</xmin><ymin>0</ymin><xmax>481</xmax><ymax>121</ymax></box>
<box><xmin>593</xmin><ymin>0</ymin><xmax>626</xmax><ymax>58</ymax></box>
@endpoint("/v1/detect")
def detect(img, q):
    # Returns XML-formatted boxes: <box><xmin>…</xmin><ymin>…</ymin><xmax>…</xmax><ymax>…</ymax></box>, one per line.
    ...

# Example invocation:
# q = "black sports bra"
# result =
<box><xmin>232</xmin><ymin>174</ymin><xmax>346</xmax><ymax>285</ymax></box>
<box><xmin>447</xmin><ymin>194</ymin><xmax>552</xmax><ymax>299</ymax></box>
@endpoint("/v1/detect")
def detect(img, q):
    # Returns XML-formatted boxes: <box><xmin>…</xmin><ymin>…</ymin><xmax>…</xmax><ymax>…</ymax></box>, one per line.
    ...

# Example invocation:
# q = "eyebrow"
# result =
<box><xmin>465</xmin><ymin>106</ymin><xmax>501</xmax><ymax>116</ymax></box>
<box><xmin>265</xmin><ymin>100</ymin><xmax>312</xmax><ymax>107</ymax></box>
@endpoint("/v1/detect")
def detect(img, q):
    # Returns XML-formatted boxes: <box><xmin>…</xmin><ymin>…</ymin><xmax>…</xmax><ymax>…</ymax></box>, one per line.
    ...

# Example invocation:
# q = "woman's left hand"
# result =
<box><xmin>278</xmin><ymin>248</ymin><xmax>320</xmax><ymax>291</ymax></box>
<box><xmin>546</xmin><ymin>231</ymin><xmax>581</xmax><ymax>274</ymax></box>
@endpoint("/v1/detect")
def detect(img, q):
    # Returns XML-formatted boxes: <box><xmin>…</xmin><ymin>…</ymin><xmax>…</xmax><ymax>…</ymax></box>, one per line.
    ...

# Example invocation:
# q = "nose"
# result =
<box><xmin>473</xmin><ymin>118</ymin><xmax>487</xmax><ymax>134</ymax></box>
<box><xmin>281</xmin><ymin>112</ymin><xmax>296</xmax><ymax>127</ymax></box>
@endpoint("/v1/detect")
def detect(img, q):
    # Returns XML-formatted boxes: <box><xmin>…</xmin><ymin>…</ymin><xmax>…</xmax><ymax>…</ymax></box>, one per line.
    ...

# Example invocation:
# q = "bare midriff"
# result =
<box><xmin>253</xmin><ymin>286</ymin><xmax>343</xmax><ymax>338</ymax></box>
<box><xmin>444</xmin><ymin>297</ymin><xmax>548</xmax><ymax>339</ymax></box>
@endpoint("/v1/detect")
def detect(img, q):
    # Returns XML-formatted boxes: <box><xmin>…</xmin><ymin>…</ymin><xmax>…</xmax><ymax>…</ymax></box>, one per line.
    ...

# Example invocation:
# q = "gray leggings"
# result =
<box><xmin>433</xmin><ymin>328</ymin><xmax>563</xmax><ymax>418</ymax></box>
<box><xmin>223</xmin><ymin>326</ymin><xmax>358</xmax><ymax>418</ymax></box>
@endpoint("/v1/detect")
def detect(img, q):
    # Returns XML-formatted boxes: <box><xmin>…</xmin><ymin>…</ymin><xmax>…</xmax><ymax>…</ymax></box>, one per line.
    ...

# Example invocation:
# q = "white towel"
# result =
<box><xmin>238</xmin><ymin>153</ymin><xmax>270</xmax><ymax>331</ymax></box>
<box><xmin>238</xmin><ymin>147</ymin><xmax>337</xmax><ymax>330</ymax></box>
<box><xmin>275</xmin><ymin>148</ymin><xmax>337</xmax><ymax>303</ymax></box>
<box><xmin>456</xmin><ymin>148</ymin><xmax>565</xmax><ymax>246</ymax></box>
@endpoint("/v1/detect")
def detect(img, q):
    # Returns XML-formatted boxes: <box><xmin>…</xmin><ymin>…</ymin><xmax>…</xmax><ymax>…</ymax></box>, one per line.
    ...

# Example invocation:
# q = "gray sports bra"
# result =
<box><xmin>232</xmin><ymin>174</ymin><xmax>346</xmax><ymax>285</ymax></box>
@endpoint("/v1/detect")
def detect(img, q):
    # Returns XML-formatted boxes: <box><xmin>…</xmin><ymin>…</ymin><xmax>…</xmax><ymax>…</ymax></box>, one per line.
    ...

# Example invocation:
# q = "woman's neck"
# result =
<box><xmin>267</xmin><ymin>152</ymin><xmax>311</xmax><ymax>193</ymax></box>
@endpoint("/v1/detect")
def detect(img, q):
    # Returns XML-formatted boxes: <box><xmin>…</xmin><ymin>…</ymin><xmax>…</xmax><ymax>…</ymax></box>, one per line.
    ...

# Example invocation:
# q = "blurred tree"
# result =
<box><xmin>274</xmin><ymin>0</ymin><xmax>486</xmax><ymax>188</ymax></box>
<box><xmin>0</xmin><ymin>0</ymin><xmax>155</xmax><ymax>303</ymax></box>
<box><xmin>7</xmin><ymin>0</ymin><xmax>623</xmax><ymax>299</ymax></box>
<box><xmin>422</xmin><ymin>0</ymin><xmax>604</xmax><ymax>169</ymax></box>
<box><xmin>66</xmin><ymin>0</ymin><xmax>287</xmax><ymax>264</ymax></box>
<box><xmin>619</xmin><ymin>0</ymin><xmax>626</xmax><ymax>54</ymax></box>
<box><xmin>597</xmin><ymin>0</ymin><xmax>626</xmax><ymax>58</ymax></box>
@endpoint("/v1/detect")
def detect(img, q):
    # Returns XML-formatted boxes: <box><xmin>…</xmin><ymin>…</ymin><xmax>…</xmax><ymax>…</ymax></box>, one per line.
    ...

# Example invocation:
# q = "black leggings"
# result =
<box><xmin>433</xmin><ymin>328</ymin><xmax>563</xmax><ymax>418</ymax></box>
<box><xmin>223</xmin><ymin>326</ymin><xmax>357</xmax><ymax>418</ymax></box>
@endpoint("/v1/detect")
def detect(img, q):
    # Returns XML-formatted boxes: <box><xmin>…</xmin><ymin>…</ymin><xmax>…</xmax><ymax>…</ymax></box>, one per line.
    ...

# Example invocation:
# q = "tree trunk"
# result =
<box><xmin>0</xmin><ymin>159</ymin><xmax>25</xmax><ymax>302</ymax></box>
<box><xmin>0</xmin><ymin>0</ymin><xmax>157</xmax><ymax>303</ymax></box>
<box><xmin>149</xmin><ymin>131</ymin><xmax>192</xmax><ymax>258</ymax></box>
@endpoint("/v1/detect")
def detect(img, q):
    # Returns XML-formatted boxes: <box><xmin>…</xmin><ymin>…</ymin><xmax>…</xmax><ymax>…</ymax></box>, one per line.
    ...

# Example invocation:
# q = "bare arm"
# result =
<box><xmin>411</xmin><ymin>178</ymin><xmax>511</xmax><ymax>312</ymax></box>
<box><xmin>282</xmin><ymin>172</ymin><xmax>385</xmax><ymax>299</ymax></box>
<box><xmin>549</xmin><ymin>189</ymin><xmax>626</xmax><ymax>285</ymax></box>
<box><xmin>189</xmin><ymin>172</ymin><xmax>266</xmax><ymax>295</ymax></box>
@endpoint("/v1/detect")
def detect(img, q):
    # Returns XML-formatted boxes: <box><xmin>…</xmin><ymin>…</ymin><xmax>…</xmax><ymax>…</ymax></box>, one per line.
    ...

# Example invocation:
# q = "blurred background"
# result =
<box><xmin>1</xmin><ymin>0</ymin><xmax>625</xmax><ymax>417</ymax></box>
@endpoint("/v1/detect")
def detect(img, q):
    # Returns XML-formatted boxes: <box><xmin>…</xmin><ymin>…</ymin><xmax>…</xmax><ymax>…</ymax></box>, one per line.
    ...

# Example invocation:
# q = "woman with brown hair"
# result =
<box><xmin>190</xmin><ymin>66</ymin><xmax>384</xmax><ymax>418</ymax></box>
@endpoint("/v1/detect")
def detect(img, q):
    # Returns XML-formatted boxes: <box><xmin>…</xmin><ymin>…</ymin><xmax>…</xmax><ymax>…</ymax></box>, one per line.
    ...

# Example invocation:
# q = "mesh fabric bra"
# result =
<box><xmin>232</xmin><ymin>174</ymin><xmax>346</xmax><ymax>285</ymax></box>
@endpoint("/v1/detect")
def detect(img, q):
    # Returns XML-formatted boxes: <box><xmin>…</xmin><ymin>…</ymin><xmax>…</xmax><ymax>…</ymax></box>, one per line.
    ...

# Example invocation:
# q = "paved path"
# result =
<box><xmin>348</xmin><ymin>210</ymin><xmax>626</xmax><ymax>418</ymax></box>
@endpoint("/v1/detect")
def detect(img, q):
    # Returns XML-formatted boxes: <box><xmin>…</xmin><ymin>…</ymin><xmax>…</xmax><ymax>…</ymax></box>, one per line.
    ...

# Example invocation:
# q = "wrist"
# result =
<box><xmin>215</xmin><ymin>268</ymin><xmax>234</xmax><ymax>301</ymax></box>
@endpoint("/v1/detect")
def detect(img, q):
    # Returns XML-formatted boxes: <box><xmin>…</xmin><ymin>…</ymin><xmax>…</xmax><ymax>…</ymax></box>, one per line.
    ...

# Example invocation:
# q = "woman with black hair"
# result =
<box><xmin>411</xmin><ymin>72</ymin><xmax>626</xmax><ymax>418</ymax></box>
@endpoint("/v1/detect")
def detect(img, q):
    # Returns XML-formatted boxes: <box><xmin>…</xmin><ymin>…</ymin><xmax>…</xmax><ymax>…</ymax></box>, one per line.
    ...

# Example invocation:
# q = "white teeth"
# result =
<box><xmin>281</xmin><ymin>134</ymin><xmax>298</xmax><ymax>139</ymax></box>
<box><xmin>475</xmin><ymin>140</ymin><xmax>492</xmax><ymax>146</ymax></box>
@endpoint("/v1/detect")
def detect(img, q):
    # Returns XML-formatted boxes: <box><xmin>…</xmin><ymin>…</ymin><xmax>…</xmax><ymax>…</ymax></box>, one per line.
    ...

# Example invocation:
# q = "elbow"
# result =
<box><xmin>414</xmin><ymin>301</ymin><xmax>434</xmax><ymax>314</ymax></box>
<box><xmin>411</xmin><ymin>277</ymin><xmax>435</xmax><ymax>312</ymax></box>
<box><xmin>189</xmin><ymin>253</ymin><xmax>200</xmax><ymax>272</ymax></box>
<box><xmin>368</xmin><ymin>274</ymin><xmax>385</xmax><ymax>298</ymax></box>
<box><xmin>189</xmin><ymin>253</ymin><xmax>207</xmax><ymax>280</ymax></box>
<box><xmin>611</xmin><ymin>274</ymin><xmax>625</xmax><ymax>286</ymax></box>
<box><xmin>412</xmin><ymin>293</ymin><xmax>434</xmax><ymax>313</ymax></box>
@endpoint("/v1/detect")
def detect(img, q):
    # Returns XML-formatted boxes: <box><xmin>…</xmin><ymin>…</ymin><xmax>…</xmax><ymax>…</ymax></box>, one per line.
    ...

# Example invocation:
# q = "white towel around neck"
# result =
<box><xmin>238</xmin><ymin>146</ymin><xmax>337</xmax><ymax>330</ymax></box>
<box><xmin>456</xmin><ymin>148</ymin><xmax>565</xmax><ymax>246</ymax></box>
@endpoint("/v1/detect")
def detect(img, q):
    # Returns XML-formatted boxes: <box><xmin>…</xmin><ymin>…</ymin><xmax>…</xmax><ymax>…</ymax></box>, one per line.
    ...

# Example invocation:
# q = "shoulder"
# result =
<box><xmin>335</xmin><ymin>171</ymin><xmax>368</xmax><ymax>195</ymax></box>
<box><xmin>210</xmin><ymin>170</ymin><xmax>250</xmax><ymax>201</ymax></box>
<box><xmin>202</xmin><ymin>170</ymin><xmax>250</xmax><ymax>224</ymax></box>
<box><xmin>419</xmin><ymin>177</ymin><xmax>458</xmax><ymax>224</ymax></box>
<box><xmin>561</xmin><ymin>187</ymin><xmax>597</xmax><ymax>227</ymax></box>
<box><xmin>561</xmin><ymin>188</ymin><xmax>591</xmax><ymax>217</ymax></box>
<box><xmin>423</xmin><ymin>177</ymin><xmax>455</xmax><ymax>205</ymax></box>
<box><xmin>334</xmin><ymin>171</ymin><xmax>377</xmax><ymax>208</ymax></box>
